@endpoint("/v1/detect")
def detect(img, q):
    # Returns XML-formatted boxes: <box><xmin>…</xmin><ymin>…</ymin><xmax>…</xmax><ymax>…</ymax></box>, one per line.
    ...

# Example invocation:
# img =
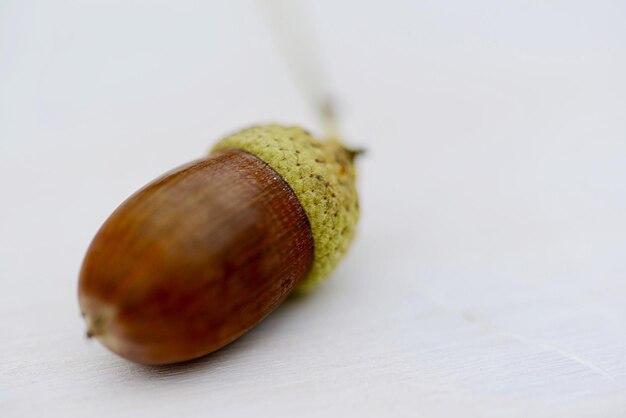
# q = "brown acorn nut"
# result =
<box><xmin>79</xmin><ymin>150</ymin><xmax>313</xmax><ymax>364</ymax></box>
<box><xmin>78</xmin><ymin>125</ymin><xmax>359</xmax><ymax>365</ymax></box>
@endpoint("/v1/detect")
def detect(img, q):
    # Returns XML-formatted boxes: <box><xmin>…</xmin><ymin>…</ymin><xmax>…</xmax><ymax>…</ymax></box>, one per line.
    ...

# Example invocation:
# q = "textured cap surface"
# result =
<box><xmin>212</xmin><ymin>124</ymin><xmax>359</xmax><ymax>292</ymax></box>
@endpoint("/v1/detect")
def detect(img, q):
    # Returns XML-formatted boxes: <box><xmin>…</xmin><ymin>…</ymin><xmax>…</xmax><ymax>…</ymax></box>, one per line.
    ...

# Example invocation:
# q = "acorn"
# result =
<box><xmin>78</xmin><ymin>124</ymin><xmax>359</xmax><ymax>364</ymax></box>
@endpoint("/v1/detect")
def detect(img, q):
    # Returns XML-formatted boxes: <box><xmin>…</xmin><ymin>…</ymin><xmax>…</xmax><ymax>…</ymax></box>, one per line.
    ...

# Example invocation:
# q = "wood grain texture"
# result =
<box><xmin>79</xmin><ymin>150</ymin><xmax>314</xmax><ymax>364</ymax></box>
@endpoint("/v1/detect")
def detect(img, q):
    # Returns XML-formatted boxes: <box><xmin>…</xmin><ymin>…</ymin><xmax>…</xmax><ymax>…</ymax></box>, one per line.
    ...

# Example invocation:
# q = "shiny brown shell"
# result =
<box><xmin>78</xmin><ymin>149</ymin><xmax>314</xmax><ymax>364</ymax></box>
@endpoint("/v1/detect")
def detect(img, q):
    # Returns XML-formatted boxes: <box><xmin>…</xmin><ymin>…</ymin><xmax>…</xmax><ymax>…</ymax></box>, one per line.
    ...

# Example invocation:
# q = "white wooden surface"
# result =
<box><xmin>2</xmin><ymin>1</ymin><xmax>626</xmax><ymax>416</ymax></box>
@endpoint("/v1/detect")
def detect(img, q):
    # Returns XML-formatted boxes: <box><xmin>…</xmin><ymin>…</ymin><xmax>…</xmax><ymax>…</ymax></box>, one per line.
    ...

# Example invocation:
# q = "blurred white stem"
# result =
<box><xmin>258</xmin><ymin>0</ymin><xmax>339</xmax><ymax>140</ymax></box>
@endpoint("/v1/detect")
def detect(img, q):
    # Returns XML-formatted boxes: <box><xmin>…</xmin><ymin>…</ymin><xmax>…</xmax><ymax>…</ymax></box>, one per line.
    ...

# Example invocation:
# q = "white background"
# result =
<box><xmin>2</xmin><ymin>1</ymin><xmax>626</xmax><ymax>416</ymax></box>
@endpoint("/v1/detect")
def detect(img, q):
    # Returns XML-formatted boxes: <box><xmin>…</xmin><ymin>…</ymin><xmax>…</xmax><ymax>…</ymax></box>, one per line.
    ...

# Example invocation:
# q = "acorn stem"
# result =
<box><xmin>320</xmin><ymin>97</ymin><xmax>341</xmax><ymax>141</ymax></box>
